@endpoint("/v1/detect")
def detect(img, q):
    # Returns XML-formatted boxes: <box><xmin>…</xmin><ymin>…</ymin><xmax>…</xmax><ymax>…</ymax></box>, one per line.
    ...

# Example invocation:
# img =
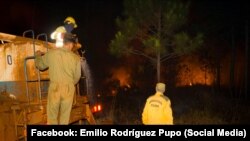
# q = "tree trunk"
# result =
<box><xmin>157</xmin><ymin>53</ymin><xmax>161</xmax><ymax>82</ymax></box>
<box><xmin>216</xmin><ymin>57</ymin><xmax>221</xmax><ymax>93</ymax></box>
<box><xmin>215</xmin><ymin>42</ymin><xmax>221</xmax><ymax>94</ymax></box>
<box><xmin>156</xmin><ymin>8</ymin><xmax>162</xmax><ymax>83</ymax></box>
<box><xmin>245</xmin><ymin>21</ymin><xmax>249</xmax><ymax>98</ymax></box>
<box><xmin>230</xmin><ymin>26</ymin><xmax>236</xmax><ymax>97</ymax></box>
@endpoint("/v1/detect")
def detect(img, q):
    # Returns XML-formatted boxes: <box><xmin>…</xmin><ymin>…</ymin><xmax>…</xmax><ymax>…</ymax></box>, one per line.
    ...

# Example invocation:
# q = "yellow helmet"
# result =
<box><xmin>64</xmin><ymin>16</ymin><xmax>77</xmax><ymax>28</ymax></box>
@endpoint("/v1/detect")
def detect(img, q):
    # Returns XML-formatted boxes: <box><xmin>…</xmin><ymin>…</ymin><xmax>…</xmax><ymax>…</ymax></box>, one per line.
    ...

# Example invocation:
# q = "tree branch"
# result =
<box><xmin>160</xmin><ymin>53</ymin><xmax>181</xmax><ymax>62</ymax></box>
<box><xmin>127</xmin><ymin>49</ymin><xmax>156</xmax><ymax>62</ymax></box>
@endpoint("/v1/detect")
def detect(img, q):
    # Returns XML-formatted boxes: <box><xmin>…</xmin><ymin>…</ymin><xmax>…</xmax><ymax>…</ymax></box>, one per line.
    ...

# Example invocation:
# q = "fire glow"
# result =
<box><xmin>111</xmin><ymin>67</ymin><xmax>131</xmax><ymax>87</ymax></box>
<box><xmin>176</xmin><ymin>55</ymin><xmax>214</xmax><ymax>87</ymax></box>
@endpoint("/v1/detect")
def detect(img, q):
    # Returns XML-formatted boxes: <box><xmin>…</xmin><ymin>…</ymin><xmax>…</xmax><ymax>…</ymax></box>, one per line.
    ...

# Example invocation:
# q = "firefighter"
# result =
<box><xmin>51</xmin><ymin>16</ymin><xmax>78</xmax><ymax>47</ymax></box>
<box><xmin>142</xmin><ymin>82</ymin><xmax>173</xmax><ymax>125</ymax></box>
<box><xmin>35</xmin><ymin>33</ymin><xmax>81</xmax><ymax>125</ymax></box>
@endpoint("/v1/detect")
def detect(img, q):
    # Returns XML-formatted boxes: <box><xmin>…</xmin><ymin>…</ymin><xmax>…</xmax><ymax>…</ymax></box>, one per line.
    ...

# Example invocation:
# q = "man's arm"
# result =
<box><xmin>142</xmin><ymin>100</ymin><xmax>149</xmax><ymax>124</ymax></box>
<box><xmin>35</xmin><ymin>50</ymin><xmax>49</xmax><ymax>70</ymax></box>
<box><xmin>163</xmin><ymin>100</ymin><xmax>174</xmax><ymax>125</ymax></box>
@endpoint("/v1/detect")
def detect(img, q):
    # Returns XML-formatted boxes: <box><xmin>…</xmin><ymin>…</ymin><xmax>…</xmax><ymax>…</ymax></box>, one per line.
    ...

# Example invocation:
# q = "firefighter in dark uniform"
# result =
<box><xmin>50</xmin><ymin>16</ymin><xmax>78</xmax><ymax>47</ymax></box>
<box><xmin>142</xmin><ymin>83</ymin><xmax>173</xmax><ymax>125</ymax></box>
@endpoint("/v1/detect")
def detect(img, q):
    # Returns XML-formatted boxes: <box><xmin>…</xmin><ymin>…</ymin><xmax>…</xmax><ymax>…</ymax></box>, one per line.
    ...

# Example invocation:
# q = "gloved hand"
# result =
<box><xmin>35</xmin><ymin>50</ymin><xmax>45</xmax><ymax>56</ymax></box>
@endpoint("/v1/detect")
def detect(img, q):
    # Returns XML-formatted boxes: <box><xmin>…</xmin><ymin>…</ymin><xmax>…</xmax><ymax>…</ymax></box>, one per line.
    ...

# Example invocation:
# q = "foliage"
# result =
<box><xmin>109</xmin><ymin>0</ymin><xmax>203</xmax><ymax>81</ymax></box>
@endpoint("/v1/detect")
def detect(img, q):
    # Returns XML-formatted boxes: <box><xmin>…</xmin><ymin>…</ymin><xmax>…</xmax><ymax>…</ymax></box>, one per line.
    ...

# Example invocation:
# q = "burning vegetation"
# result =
<box><xmin>110</xmin><ymin>67</ymin><xmax>131</xmax><ymax>87</ymax></box>
<box><xmin>176</xmin><ymin>55</ymin><xmax>214</xmax><ymax>87</ymax></box>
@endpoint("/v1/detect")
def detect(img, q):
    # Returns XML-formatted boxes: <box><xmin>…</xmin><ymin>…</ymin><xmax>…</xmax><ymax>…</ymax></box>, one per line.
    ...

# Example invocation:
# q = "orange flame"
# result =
<box><xmin>176</xmin><ymin>55</ymin><xmax>214</xmax><ymax>87</ymax></box>
<box><xmin>111</xmin><ymin>67</ymin><xmax>131</xmax><ymax>87</ymax></box>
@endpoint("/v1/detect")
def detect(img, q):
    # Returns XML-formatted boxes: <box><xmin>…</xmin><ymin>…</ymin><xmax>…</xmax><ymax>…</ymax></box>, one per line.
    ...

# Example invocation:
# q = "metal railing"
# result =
<box><xmin>23</xmin><ymin>30</ymin><xmax>49</xmax><ymax>105</ymax></box>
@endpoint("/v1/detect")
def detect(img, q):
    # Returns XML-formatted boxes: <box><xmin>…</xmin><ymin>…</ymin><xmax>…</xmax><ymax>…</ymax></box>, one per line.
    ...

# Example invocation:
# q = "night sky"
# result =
<box><xmin>0</xmin><ymin>0</ymin><xmax>123</xmax><ymax>89</ymax></box>
<box><xmin>0</xmin><ymin>0</ymin><xmax>249</xmax><ymax>89</ymax></box>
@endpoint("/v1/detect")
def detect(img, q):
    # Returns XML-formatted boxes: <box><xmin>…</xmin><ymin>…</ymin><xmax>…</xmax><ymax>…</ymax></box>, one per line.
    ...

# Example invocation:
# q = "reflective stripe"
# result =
<box><xmin>149</xmin><ymin>99</ymin><xmax>162</xmax><ymax>105</ymax></box>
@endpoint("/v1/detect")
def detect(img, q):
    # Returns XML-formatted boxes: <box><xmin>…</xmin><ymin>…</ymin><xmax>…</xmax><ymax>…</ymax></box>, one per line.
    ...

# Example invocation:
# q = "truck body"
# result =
<box><xmin>0</xmin><ymin>31</ymin><xmax>97</xmax><ymax>141</ymax></box>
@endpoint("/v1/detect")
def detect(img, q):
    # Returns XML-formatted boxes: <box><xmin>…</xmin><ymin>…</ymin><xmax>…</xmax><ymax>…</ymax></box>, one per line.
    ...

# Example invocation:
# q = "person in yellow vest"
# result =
<box><xmin>142</xmin><ymin>82</ymin><xmax>173</xmax><ymax>125</ymax></box>
<box><xmin>35</xmin><ymin>33</ymin><xmax>81</xmax><ymax>125</ymax></box>
<box><xmin>50</xmin><ymin>16</ymin><xmax>78</xmax><ymax>47</ymax></box>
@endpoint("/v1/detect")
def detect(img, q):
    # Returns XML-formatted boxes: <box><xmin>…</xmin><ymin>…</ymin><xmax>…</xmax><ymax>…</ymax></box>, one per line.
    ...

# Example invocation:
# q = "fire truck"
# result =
<box><xmin>0</xmin><ymin>30</ymin><xmax>99</xmax><ymax>141</ymax></box>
